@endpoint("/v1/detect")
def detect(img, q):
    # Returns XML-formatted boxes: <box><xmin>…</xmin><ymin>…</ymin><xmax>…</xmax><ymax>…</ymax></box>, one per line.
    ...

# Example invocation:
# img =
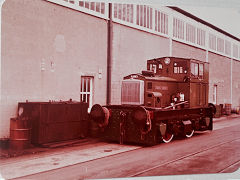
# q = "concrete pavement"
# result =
<box><xmin>0</xmin><ymin>114</ymin><xmax>239</xmax><ymax>180</ymax></box>
<box><xmin>0</xmin><ymin>142</ymin><xmax>140</xmax><ymax>179</ymax></box>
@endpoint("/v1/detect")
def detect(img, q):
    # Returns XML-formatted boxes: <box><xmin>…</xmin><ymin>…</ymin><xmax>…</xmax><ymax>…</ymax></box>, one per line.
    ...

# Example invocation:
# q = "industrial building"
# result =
<box><xmin>0</xmin><ymin>0</ymin><xmax>240</xmax><ymax>139</ymax></box>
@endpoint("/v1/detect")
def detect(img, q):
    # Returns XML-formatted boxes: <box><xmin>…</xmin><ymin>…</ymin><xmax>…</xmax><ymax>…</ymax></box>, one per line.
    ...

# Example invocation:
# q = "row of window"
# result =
<box><xmin>136</xmin><ymin>5</ymin><xmax>153</xmax><ymax>29</ymax></box>
<box><xmin>114</xmin><ymin>4</ymin><xmax>134</xmax><ymax>23</ymax></box>
<box><xmin>173</xmin><ymin>17</ymin><xmax>184</xmax><ymax>40</ymax></box>
<box><xmin>196</xmin><ymin>28</ymin><xmax>206</xmax><ymax>46</ymax></box>
<box><xmin>63</xmin><ymin>0</ymin><xmax>106</xmax><ymax>15</ymax></box>
<box><xmin>173</xmin><ymin>20</ymin><xmax>236</xmax><ymax>57</ymax></box>
<box><xmin>60</xmin><ymin>0</ymin><xmax>240</xmax><ymax>59</ymax></box>
<box><xmin>208</xmin><ymin>33</ymin><xmax>236</xmax><ymax>56</ymax></box>
<box><xmin>155</xmin><ymin>9</ymin><xmax>168</xmax><ymax>34</ymax></box>
<box><xmin>114</xmin><ymin>3</ymin><xmax>240</xmax><ymax>58</ymax></box>
<box><xmin>173</xmin><ymin>18</ymin><xmax>207</xmax><ymax>48</ymax></box>
<box><xmin>209</xmin><ymin>33</ymin><xmax>226</xmax><ymax>53</ymax></box>
<box><xmin>186</xmin><ymin>23</ymin><xmax>196</xmax><ymax>43</ymax></box>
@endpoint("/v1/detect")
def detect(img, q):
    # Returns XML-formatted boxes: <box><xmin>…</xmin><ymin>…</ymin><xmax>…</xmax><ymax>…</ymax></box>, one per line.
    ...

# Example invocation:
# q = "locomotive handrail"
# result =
<box><xmin>164</xmin><ymin>101</ymin><xmax>189</xmax><ymax>110</ymax></box>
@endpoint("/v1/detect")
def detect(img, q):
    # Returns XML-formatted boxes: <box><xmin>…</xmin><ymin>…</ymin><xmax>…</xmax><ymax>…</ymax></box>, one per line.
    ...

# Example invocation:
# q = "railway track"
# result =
<box><xmin>218</xmin><ymin>159</ymin><xmax>240</xmax><ymax>173</ymax></box>
<box><xmin>130</xmin><ymin>137</ymin><xmax>240</xmax><ymax>177</ymax></box>
<box><xmin>13</xmin><ymin>136</ymin><xmax>240</xmax><ymax>180</ymax></box>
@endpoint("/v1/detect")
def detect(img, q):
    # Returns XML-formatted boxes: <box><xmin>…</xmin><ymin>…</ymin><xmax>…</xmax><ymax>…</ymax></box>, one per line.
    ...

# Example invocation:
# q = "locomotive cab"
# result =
<box><xmin>122</xmin><ymin>57</ymin><xmax>209</xmax><ymax>109</ymax></box>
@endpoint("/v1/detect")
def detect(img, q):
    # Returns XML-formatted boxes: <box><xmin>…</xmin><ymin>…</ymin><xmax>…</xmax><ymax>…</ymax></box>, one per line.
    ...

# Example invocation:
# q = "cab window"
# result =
<box><xmin>158</xmin><ymin>63</ymin><xmax>163</xmax><ymax>70</ymax></box>
<box><xmin>191</xmin><ymin>62</ymin><xmax>199</xmax><ymax>76</ymax></box>
<box><xmin>199</xmin><ymin>63</ymin><xmax>204</xmax><ymax>77</ymax></box>
<box><xmin>173</xmin><ymin>62</ymin><xmax>187</xmax><ymax>74</ymax></box>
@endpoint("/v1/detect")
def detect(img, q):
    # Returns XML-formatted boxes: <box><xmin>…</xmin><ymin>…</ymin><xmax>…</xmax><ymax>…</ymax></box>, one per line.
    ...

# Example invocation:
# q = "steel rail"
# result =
<box><xmin>130</xmin><ymin>137</ymin><xmax>240</xmax><ymax>177</ymax></box>
<box><xmin>11</xmin><ymin>143</ymin><xmax>143</xmax><ymax>180</ymax></box>
<box><xmin>217</xmin><ymin>159</ymin><xmax>240</xmax><ymax>173</ymax></box>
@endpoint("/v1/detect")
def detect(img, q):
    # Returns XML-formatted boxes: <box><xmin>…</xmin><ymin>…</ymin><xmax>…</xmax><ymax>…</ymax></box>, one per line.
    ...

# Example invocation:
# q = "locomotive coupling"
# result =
<box><xmin>90</xmin><ymin>104</ymin><xmax>110</xmax><ymax>127</ymax></box>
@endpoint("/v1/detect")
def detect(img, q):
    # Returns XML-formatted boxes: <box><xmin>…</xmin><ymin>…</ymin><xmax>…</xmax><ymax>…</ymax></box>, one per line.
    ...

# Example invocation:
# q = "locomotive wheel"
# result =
<box><xmin>162</xmin><ymin>131</ymin><xmax>174</xmax><ymax>143</ymax></box>
<box><xmin>205</xmin><ymin>117</ymin><xmax>213</xmax><ymax>130</ymax></box>
<box><xmin>185</xmin><ymin>129</ymin><xmax>194</xmax><ymax>138</ymax></box>
<box><xmin>182</xmin><ymin>120</ymin><xmax>194</xmax><ymax>138</ymax></box>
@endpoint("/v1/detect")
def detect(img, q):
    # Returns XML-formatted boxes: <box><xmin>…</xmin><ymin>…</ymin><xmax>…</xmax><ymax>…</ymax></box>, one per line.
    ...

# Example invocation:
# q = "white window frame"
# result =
<box><xmin>213</xmin><ymin>85</ymin><xmax>217</xmax><ymax>105</ymax></box>
<box><xmin>225</xmin><ymin>40</ymin><xmax>231</xmax><ymax>55</ymax></box>
<box><xmin>191</xmin><ymin>62</ymin><xmax>199</xmax><ymax>77</ymax></box>
<box><xmin>47</xmin><ymin>0</ymin><xmax>108</xmax><ymax>19</ymax></box>
<box><xmin>196</xmin><ymin>28</ymin><xmax>205</xmax><ymax>47</ymax></box>
<box><xmin>155</xmin><ymin>9</ymin><xmax>168</xmax><ymax>35</ymax></box>
<box><xmin>217</xmin><ymin>37</ymin><xmax>224</xmax><ymax>53</ymax></box>
<box><xmin>135</xmin><ymin>5</ymin><xmax>153</xmax><ymax>29</ymax></box>
<box><xmin>173</xmin><ymin>17</ymin><xmax>184</xmax><ymax>40</ymax></box>
<box><xmin>186</xmin><ymin>23</ymin><xmax>196</xmax><ymax>44</ymax></box>
<box><xmin>113</xmin><ymin>3</ymin><xmax>134</xmax><ymax>23</ymax></box>
<box><xmin>233</xmin><ymin>43</ymin><xmax>239</xmax><ymax>58</ymax></box>
<box><xmin>80</xmin><ymin>76</ymin><xmax>93</xmax><ymax>112</ymax></box>
<box><xmin>209</xmin><ymin>33</ymin><xmax>217</xmax><ymax>51</ymax></box>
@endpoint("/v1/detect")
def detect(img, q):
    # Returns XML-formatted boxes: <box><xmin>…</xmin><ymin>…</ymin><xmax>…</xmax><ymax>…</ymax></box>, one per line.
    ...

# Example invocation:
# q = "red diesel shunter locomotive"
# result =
<box><xmin>90</xmin><ymin>57</ymin><xmax>216</xmax><ymax>146</ymax></box>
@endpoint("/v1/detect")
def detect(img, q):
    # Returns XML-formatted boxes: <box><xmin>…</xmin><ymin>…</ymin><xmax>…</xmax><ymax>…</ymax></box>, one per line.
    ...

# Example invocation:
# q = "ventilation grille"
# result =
<box><xmin>121</xmin><ymin>80</ymin><xmax>144</xmax><ymax>105</ymax></box>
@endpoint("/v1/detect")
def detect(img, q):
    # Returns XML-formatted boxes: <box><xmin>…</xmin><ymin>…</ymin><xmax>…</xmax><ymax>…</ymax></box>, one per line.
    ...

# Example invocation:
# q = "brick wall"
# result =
<box><xmin>208</xmin><ymin>53</ymin><xmax>231</xmax><ymax>105</ymax></box>
<box><xmin>110</xmin><ymin>23</ymin><xmax>170</xmax><ymax>104</ymax></box>
<box><xmin>232</xmin><ymin>59</ymin><xmax>240</xmax><ymax>107</ymax></box>
<box><xmin>0</xmin><ymin>0</ymin><xmax>108</xmax><ymax>138</ymax></box>
<box><xmin>172</xmin><ymin>40</ymin><xmax>206</xmax><ymax>61</ymax></box>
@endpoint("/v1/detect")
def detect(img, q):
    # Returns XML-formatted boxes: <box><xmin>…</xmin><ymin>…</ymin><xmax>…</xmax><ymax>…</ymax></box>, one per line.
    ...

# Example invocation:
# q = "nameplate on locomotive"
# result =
<box><xmin>155</xmin><ymin>86</ymin><xmax>168</xmax><ymax>91</ymax></box>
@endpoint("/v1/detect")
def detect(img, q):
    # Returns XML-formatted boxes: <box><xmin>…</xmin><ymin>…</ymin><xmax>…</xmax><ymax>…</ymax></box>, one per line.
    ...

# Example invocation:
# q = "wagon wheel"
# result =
<box><xmin>162</xmin><ymin>131</ymin><xmax>174</xmax><ymax>143</ymax></box>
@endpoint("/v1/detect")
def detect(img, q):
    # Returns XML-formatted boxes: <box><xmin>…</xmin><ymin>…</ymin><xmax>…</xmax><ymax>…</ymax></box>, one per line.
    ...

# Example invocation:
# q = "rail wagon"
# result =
<box><xmin>90</xmin><ymin>57</ymin><xmax>216</xmax><ymax>146</ymax></box>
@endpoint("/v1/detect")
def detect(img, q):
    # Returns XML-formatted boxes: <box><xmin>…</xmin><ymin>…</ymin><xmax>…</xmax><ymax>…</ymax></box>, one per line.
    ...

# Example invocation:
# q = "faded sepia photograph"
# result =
<box><xmin>0</xmin><ymin>0</ymin><xmax>240</xmax><ymax>180</ymax></box>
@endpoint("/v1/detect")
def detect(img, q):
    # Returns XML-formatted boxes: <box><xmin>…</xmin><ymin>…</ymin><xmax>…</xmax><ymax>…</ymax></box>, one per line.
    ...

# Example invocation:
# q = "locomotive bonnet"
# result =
<box><xmin>90</xmin><ymin>57</ymin><xmax>216</xmax><ymax>145</ymax></box>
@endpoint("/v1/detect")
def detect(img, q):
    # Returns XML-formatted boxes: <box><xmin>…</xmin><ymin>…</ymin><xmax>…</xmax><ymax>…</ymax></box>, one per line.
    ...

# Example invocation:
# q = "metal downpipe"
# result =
<box><xmin>107</xmin><ymin>3</ymin><xmax>113</xmax><ymax>105</ymax></box>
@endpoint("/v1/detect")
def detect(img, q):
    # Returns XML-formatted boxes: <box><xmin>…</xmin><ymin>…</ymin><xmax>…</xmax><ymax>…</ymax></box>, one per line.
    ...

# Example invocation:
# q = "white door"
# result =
<box><xmin>80</xmin><ymin>76</ymin><xmax>93</xmax><ymax>112</ymax></box>
<box><xmin>213</xmin><ymin>85</ymin><xmax>217</xmax><ymax>104</ymax></box>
